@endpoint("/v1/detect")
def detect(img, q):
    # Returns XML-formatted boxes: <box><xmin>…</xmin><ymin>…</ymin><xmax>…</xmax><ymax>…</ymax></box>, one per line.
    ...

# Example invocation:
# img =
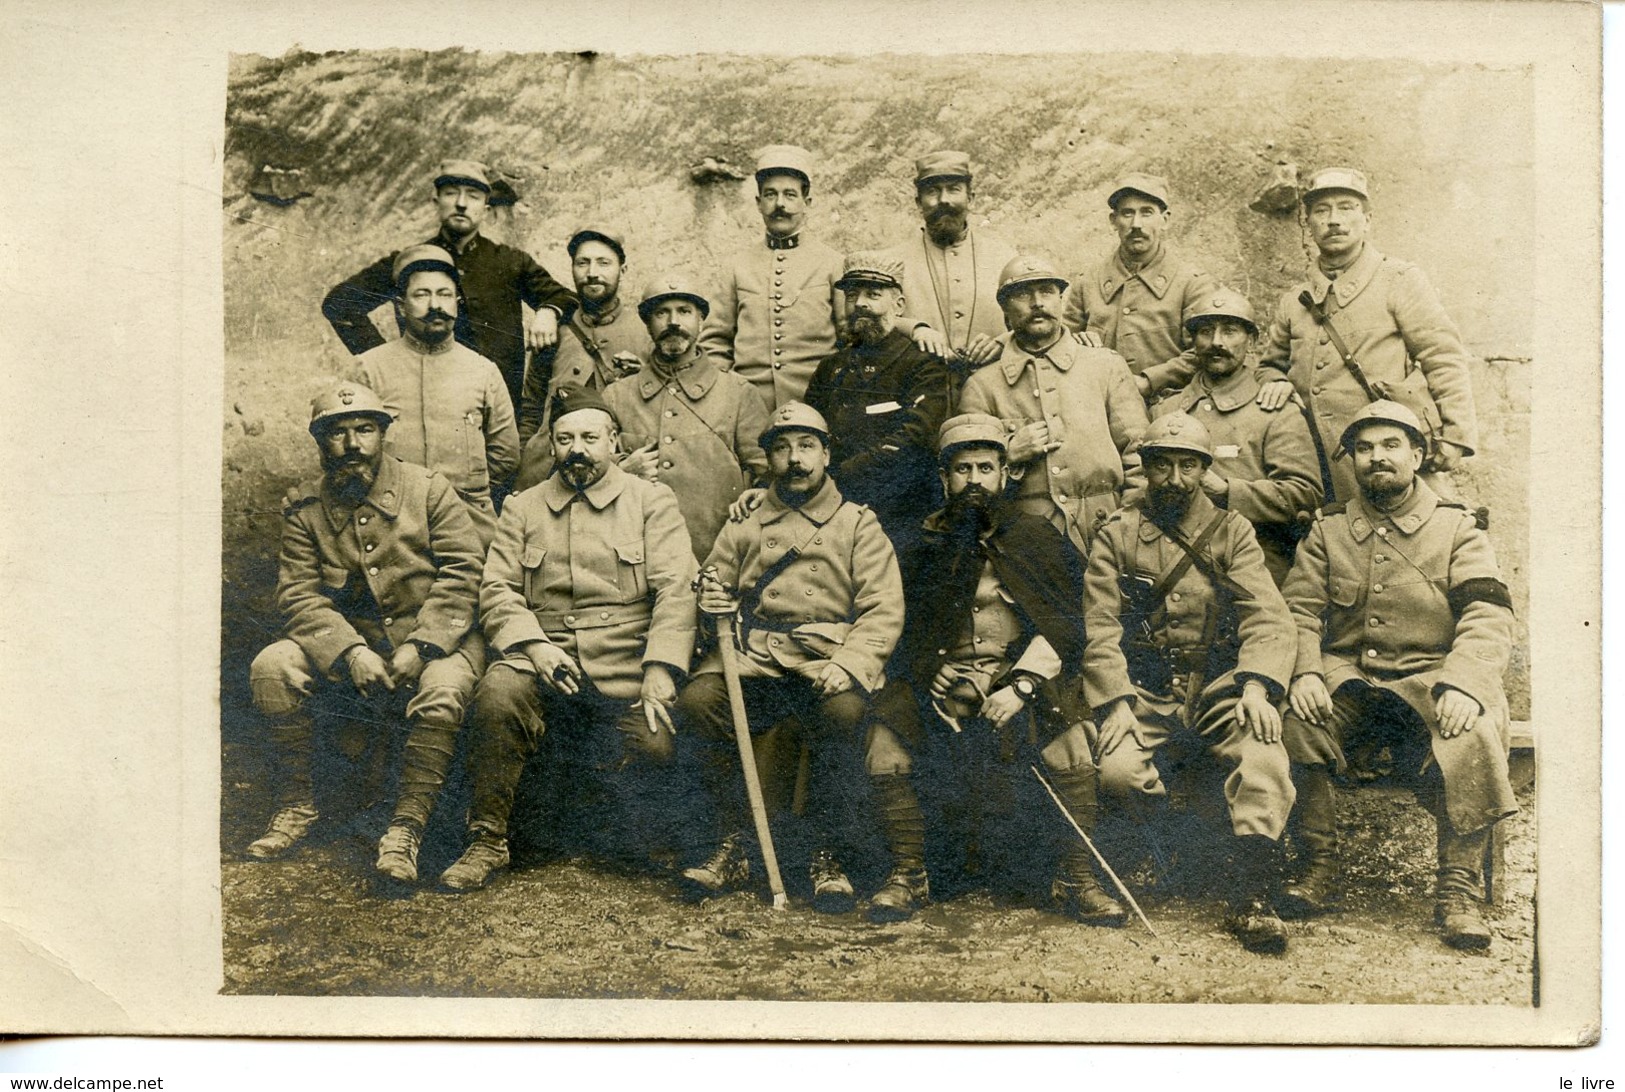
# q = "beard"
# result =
<box><xmin>655</xmin><ymin>325</ymin><xmax>695</xmax><ymax>360</ymax></box>
<box><xmin>774</xmin><ymin>466</ymin><xmax>820</xmax><ymax>506</ymax></box>
<box><xmin>1358</xmin><ymin>464</ymin><xmax>1412</xmax><ymax>506</ymax></box>
<box><xmin>945</xmin><ymin>483</ymin><xmax>997</xmax><ymax>525</ymax></box>
<box><xmin>846</xmin><ymin>310</ymin><xmax>889</xmax><ymax>344</ymax></box>
<box><xmin>323</xmin><ymin>454</ymin><xmax>380</xmax><ymax>503</ymax></box>
<box><xmin>1144</xmin><ymin>481</ymin><xmax>1196</xmax><ymax>527</ymax></box>
<box><xmin>410</xmin><ymin>308</ymin><xmax>456</xmax><ymax>344</ymax></box>
<box><xmin>925</xmin><ymin>206</ymin><xmax>968</xmax><ymax>246</ymax></box>
<box><xmin>557</xmin><ymin>452</ymin><xmax>604</xmax><ymax>492</ymax></box>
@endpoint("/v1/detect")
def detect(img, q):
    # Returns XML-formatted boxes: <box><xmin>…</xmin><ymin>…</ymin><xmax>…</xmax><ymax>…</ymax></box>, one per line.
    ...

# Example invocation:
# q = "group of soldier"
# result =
<box><xmin>241</xmin><ymin>144</ymin><xmax>1517</xmax><ymax>956</ymax></box>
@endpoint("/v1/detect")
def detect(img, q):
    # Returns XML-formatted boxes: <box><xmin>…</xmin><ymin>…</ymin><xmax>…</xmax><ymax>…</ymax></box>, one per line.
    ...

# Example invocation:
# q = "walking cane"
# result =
<box><xmin>701</xmin><ymin>572</ymin><xmax>789</xmax><ymax>911</ymax></box>
<box><xmin>1031</xmin><ymin>765</ymin><xmax>1159</xmax><ymax>938</ymax></box>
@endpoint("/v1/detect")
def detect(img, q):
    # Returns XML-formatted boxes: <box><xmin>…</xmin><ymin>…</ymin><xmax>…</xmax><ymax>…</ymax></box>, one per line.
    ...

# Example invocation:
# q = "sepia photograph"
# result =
<box><xmin>0</xmin><ymin>0</ymin><xmax>1602</xmax><ymax>1051</ymax></box>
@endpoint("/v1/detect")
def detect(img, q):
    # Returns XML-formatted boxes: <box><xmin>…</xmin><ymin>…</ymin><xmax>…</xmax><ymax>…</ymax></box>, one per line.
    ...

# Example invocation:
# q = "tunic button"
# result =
<box><xmin>1170</xmin><ymin>592</ymin><xmax>1182</xmax><ymax>603</ymax></box>
<box><xmin>768</xmin><ymin>539</ymin><xmax>777</xmax><ymax>547</ymax></box>
<box><xmin>814</xmin><ymin>537</ymin><xmax>822</xmax><ymax>544</ymax></box>
<box><xmin>1366</xmin><ymin>648</ymin><xmax>1379</xmax><ymax>658</ymax></box>
<box><xmin>1050</xmin><ymin>466</ymin><xmax>1061</xmax><ymax>475</ymax></box>
<box><xmin>937</xmin><ymin>648</ymin><xmax>947</xmax><ymax>656</ymax></box>
<box><xmin>1368</xmin><ymin>618</ymin><xmax>1380</xmax><ymax>627</ymax></box>
<box><xmin>566</xmin><ymin>615</ymin><xmax>577</xmax><ymax>625</ymax></box>
<box><xmin>668</xmin><ymin>386</ymin><xmax>678</xmax><ymax>394</ymax></box>
<box><xmin>367</xmin><ymin>566</ymin><xmax>378</xmax><ymax>575</ymax></box>
<box><xmin>1319</xmin><ymin>335</ymin><xmax>1329</xmax><ymax>345</ymax></box>
<box><xmin>664</xmin><ymin>436</ymin><xmax>674</xmax><ymax>444</ymax></box>
<box><xmin>1376</xmin><ymin>527</ymin><xmax>1389</xmax><ymax>537</ymax></box>
<box><xmin>809</xmin><ymin>563</ymin><xmax>818</xmax><ymax>571</ymax></box>
<box><xmin>805</xmin><ymin>589</ymin><xmax>814</xmax><ymax>596</ymax></box>
<box><xmin>383</xmin><ymin>617</ymin><xmax>394</xmax><ymax>626</ymax></box>
<box><xmin>661</xmin><ymin>460</ymin><xmax>673</xmax><ymax>469</ymax></box>
<box><xmin>975</xmin><ymin>637</ymin><xmax>983</xmax><ymax>644</ymax></box>
<box><xmin>665</xmin><ymin>410</ymin><xmax>676</xmax><ymax>417</ymax></box>
<box><xmin>1375</xmin><ymin>554</ymin><xmax>1386</xmax><ymax>563</ymax></box>
<box><xmin>774</xmin><ymin>348</ymin><xmax>783</xmax><ymax>356</ymax></box>
<box><xmin>775</xmin><ymin>319</ymin><xmax>784</xmax><ymax>326</ymax></box>
<box><xmin>775</xmin><ymin>254</ymin><xmax>785</xmax><ymax>262</ymax></box>
<box><xmin>1316</xmin><ymin>362</ymin><xmax>1326</xmax><ymax>370</ymax></box>
<box><xmin>772</xmin><ymin>637</ymin><xmax>782</xmax><ymax>646</ymax></box>
<box><xmin>1057</xmin><ymin>493</ymin><xmax>1068</xmax><ymax>502</ymax></box>
<box><xmin>600</xmin><ymin>611</ymin><xmax>610</xmax><ymax>620</ymax></box>
<box><xmin>1312</xmin><ymin>386</ymin><xmax>1323</xmax><ymax>395</ymax></box>
<box><xmin>1372</xmin><ymin>583</ymin><xmax>1384</xmax><ymax>593</ymax></box>
<box><xmin>954</xmin><ymin>310</ymin><xmax>964</xmax><ymax>318</ymax></box>
<box><xmin>773</xmin><ymin>362</ymin><xmax>782</xmax><ymax>368</ymax></box>
<box><xmin>358</xmin><ymin>516</ymin><xmax>369</xmax><ymax>525</ymax></box>
<box><xmin>365</xmin><ymin>543</ymin><xmax>375</xmax><ymax>552</ymax></box>
<box><xmin>1124</xmin><ymin>307</ymin><xmax>1136</xmax><ymax>314</ymax></box>
<box><xmin>770</xmin><ymin>590</ymin><xmax>779</xmax><ymax>598</ymax></box>
<box><xmin>774</xmin><ymin>333</ymin><xmax>783</xmax><ymax>340</ymax></box>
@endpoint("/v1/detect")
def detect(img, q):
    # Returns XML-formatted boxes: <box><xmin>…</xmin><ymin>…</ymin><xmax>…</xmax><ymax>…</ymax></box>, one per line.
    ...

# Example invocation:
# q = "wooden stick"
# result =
<box><xmin>1031</xmin><ymin>765</ymin><xmax>1159</xmax><ymax>938</ymax></box>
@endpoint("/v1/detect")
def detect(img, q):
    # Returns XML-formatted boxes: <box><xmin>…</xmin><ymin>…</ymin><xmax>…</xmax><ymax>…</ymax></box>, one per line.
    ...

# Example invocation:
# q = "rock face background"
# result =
<box><xmin>222</xmin><ymin>49</ymin><xmax>1533</xmax><ymax>721</ymax></box>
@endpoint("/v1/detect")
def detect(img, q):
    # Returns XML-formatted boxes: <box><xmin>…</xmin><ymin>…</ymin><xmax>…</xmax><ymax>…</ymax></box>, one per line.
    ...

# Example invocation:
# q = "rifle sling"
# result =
<box><xmin>1303</xmin><ymin>294</ymin><xmax>1381</xmax><ymax>403</ymax></box>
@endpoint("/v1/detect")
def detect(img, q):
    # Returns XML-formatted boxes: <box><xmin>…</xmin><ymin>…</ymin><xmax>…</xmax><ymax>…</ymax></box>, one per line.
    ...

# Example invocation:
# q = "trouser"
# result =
<box><xmin>1095</xmin><ymin>686</ymin><xmax>1295</xmax><ymax>841</ymax></box>
<box><xmin>866</xmin><ymin>678</ymin><xmax>1102</xmax><ymax>887</ymax></box>
<box><xmin>465</xmin><ymin>662</ymin><xmax>679</xmax><ymax>844</ymax></box>
<box><xmin>675</xmin><ymin>672</ymin><xmax>870</xmax><ymax>853</ymax></box>
<box><xmin>248</xmin><ymin>636</ymin><xmax>482</xmax><ymax>828</ymax></box>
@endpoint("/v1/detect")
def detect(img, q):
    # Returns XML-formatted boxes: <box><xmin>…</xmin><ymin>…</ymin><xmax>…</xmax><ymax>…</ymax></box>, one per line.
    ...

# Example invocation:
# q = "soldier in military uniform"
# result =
<box><xmin>879</xmin><ymin>151</ymin><xmax>1018</xmax><ymax>393</ymax></box>
<box><xmin>675</xmin><ymin>403</ymin><xmax>905</xmax><ymax>912</ymax></box>
<box><xmin>348</xmin><ymin>243</ymin><xmax>520</xmax><ymax>544</ymax></box>
<box><xmin>603</xmin><ymin>276</ymin><xmax>771</xmax><ymax>560</ymax></box>
<box><xmin>322</xmin><ymin>159</ymin><xmax>577</xmax><ymax>410</ymax></box>
<box><xmin>439</xmin><ymin>387</ymin><xmax>698</xmax><ymax>891</ymax></box>
<box><xmin>514</xmin><ymin>227</ymin><xmax>652</xmax><ymax>485</ymax></box>
<box><xmin>862</xmin><ymin>414</ymin><xmax>1127</xmax><ymax>925</ymax></box>
<box><xmin>1279</xmin><ymin>401</ymin><xmax>1516</xmax><ymax>950</ymax></box>
<box><xmin>1061</xmin><ymin>173</ymin><xmax>1218</xmax><ymax>402</ymax></box>
<box><xmin>1255</xmin><ymin>167</ymin><xmax>1479</xmax><ymax>502</ymax></box>
<box><xmin>1152</xmin><ymin>288</ymin><xmax>1326</xmax><ymax>584</ymax></box>
<box><xmin>700</xmin><ymin>145</ymin><xmax>846</xmax><ymax>407</ymax></box>
<box><xmin>246</xmin><ymin>382</ymin><xmax>485</xmax><ymax>887</ymax></box>
<box><xmin>802</xmin><ymin>252</ymin><xmax>951</xmax><ymax>558</ymax></box>
<box><xmin>1083</xmin><ymin>412</ymin><xmax>1298</xmax><ymax>952</ymax></box>
<box><xmin>959</xmin><ymin>255</ymin><xmax>1148</xmax><ymax>554</ymax></box>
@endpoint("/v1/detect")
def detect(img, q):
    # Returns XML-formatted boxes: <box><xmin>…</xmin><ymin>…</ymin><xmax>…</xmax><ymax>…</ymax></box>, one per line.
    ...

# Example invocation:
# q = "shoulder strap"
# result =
<box><xmin>1151</xmin><ymin>509</ymin><xmax>1250</xmax><ymax>606</ymax></box>
<box><xmin>1298</xmin><ymin>290</ymin><xmax>1379</xmax><ymax>402</ymax></box>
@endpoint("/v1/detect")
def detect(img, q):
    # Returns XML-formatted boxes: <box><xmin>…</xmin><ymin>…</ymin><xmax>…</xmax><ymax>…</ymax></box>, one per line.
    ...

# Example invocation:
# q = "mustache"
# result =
<box><xmin>783</xmin><ymin>466</ymin><xmax>813</xmax><ymax>479</ymax></box>
<box><xmin>659</xmin><ymin>325</ymin><xmax>690</xmax><ymax>339</ymax></box>
<box><xmin>422</xmin><ymin>308</ymin><xmax>454</xmax><ymax>323</ymax></box>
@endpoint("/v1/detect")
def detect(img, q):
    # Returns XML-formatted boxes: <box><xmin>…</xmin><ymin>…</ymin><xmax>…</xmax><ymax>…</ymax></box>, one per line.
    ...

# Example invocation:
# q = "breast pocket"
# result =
<box><xmin>1329</xmin><ymin>576</ymin><xmax>1361</xmax><ymax>609</ymax></box>
<box><xmin>613</xmin><ymin>540</ymin><xmax>648</xmax><ymax>601</ymax></box>
<box><xmin>320</xmin><ymin>564</ymin><xmax>351</xmax><ymax>595</ymax></box>
<box><xmin>521</xmin><ymin>543</ymin><xmax>547</xmax><ymax>604</ymax></box>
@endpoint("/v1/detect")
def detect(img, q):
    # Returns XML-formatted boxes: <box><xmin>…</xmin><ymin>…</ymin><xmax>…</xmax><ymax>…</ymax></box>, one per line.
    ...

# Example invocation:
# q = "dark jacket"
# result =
<box><xmin>803</xmin><ymin>326</ymin><xmax>950</xmax><ymax>552</ymax></box>
<box><xmin>321</xmin><ymin>230</ymin><xmax>577</xmax><ymax>408</ymax></box>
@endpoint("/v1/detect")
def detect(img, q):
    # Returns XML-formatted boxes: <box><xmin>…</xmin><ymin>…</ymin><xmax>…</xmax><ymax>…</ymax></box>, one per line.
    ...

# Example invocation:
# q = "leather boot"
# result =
<box><xmin>868</xmin><ymin>774</ymin><xmax>929</xmax><ymax>922</ymax></box>
<box><xmin>247</xmin><ymin>715</ymin><xmax>318</xmax><ymax>859</ymax></box>
<box><xmin>1226</xmin><ymin>834</ymin><xmax>1288</xmax><ymax>954</ymax></box>
<box><xmin>1278</xmin><ymin>764</ymin><xmax>1344</xmax><ymax>918</ymax></box>
<box><xmin>1046</xmin><ymin>766</ymin><xmax>1128</xmax><ymax>927</ymax></box>
<box><xmin>1435</xmin><ymin>823</ymin><xmax>1493</xmax><ymax>950</ymax></box>
<box><xmin>393</xmin><ymin>720</ymin><xmax>459</xmax><ymax>832</ymax></box>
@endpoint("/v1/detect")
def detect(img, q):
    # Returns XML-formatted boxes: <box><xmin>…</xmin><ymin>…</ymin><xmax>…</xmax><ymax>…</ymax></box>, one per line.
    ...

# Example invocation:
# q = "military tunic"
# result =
<box><xmin>351</xmin><ymin>334</ymin><xmax>519</xmax><ymax>544</ymax></box>
<box><xmin>322</xmin><ymin>230</ymin><xmax>577</xmax><ymax>409</ymax></box>
<box><xmin>602</xmin><ymin>349</ymin><xmax>772</xmax><ymax>562</ymax></box>
<box><xmin>1257</xmin><ymin>244</ymin><xmax>1479</xmax><ymax>501</ymax></box>
<box><xmin>700</xmin><ymin>235</ymin><xmax>845</xmax><ymax>407</ymax></box>
<box><xmin>517</xmin><ymin>297</ymin><xmax>653</xmax><ymax>446</ymax></box>
<box><xmin>1083</xmin><ymin>494</ymin><xmax>1297</xmax><ymax>838</ymax></box>
<box><xmin>883</xmin><ymin>226</ymin><xmax>1017</xmax><ymax>360</ymax></box>
<box><xmin>958</xmin><ymin>332</ymin><xmax>1148</xmax><ymax>553</ymax></box>
<box><xmin>1153</xmin><ymin>363</ymin><xmax>1326</xmax><ymax>584</ymax></box>
<box><xmin>1061</xmin><ymin>244</ymin><xmax>1215</xmax><ymax>395</ymax></box>
<box><xmin>1280</xmin><ymin>481</ymin><xmax>1516</xmax><ymax>834</ymax></box>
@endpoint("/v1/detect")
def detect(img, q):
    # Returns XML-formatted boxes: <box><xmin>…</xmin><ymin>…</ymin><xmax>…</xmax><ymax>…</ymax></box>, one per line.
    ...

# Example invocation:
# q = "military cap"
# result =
<box><xmin>915</xmin><ymin>150</ymin><xmax>973</xmax><ymax>186</ymax></box>
<box><xmin>937</xmin><ymin>413</ymin><xmax>1008</xmax><ymax>459</ymax></box>
<box><xmin>834</xmin><ymin>252</ymin><xmax>905</xmax><ymax>293</ymax></box>
<box><xmin>568</xmin><ymin>227</ymin><xmax>627</xmax><ymax>264</ymax></box>
<box><xmin>550</xmin><ymin>384</ymin><xmax>621</xmax><ymax>430</ymax></box>
<box><xmin>309</xmin><ymin>381</ymin><xmax>393</xmax><ymax>437</ymax></box>
<box><xmin>1184</xmin><ymin>287</ymin><xmax>1258</xmax><ymax>335</ymax></box>
<box><xmin>996</xmin><ymin>254</ymin><xmax>1070</xmax><ymax>304</ymax></box>
<box><xmin>1108</xmin><ymin>172</ymin><xmax>1171</xmax><ymax>211</ymax></box>
<box><xmin>432</xmin><ymin>159</ymin><xmax>492</xmax><ymax>193</ymax></box>
<box><xmin>755</xmin><ymin>144</ymin><xmax>815</xmax><ymax>191</ymax></box>
<box><xmin>391</xmin><ymin>243</ymin><xmax>460</xmax><ymax>289</ymax></box>
<box><xmin>759</xmin><ymin>401</ymin><xmax>830</xmax><ymax>448</ymax></box>
<box><xmin>1338</xmin><ymin>399</ymin><xmax>1427</xmax><ymax>455</ymax></box>
<box><xmin>637</xmin><ymin>274</ymin><xmax>711</xmax><ymax>323</ymax></box>
<box><xmin>1137</xmin><ymin>412</ymin><xmax>1214</xmax><ymax>464</ymax></box>
<box><xmin>1303</xmin><ymin>166</ymin><xmax>1370</xmax><ymax>206</ymax></box>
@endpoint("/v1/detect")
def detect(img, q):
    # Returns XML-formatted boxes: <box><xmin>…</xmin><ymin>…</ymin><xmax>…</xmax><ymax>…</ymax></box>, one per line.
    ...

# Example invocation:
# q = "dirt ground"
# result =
<box><xmin>220</xmin><ymin>742</ymin><xmax>1536</xmax><ymax>1006</ymax></box>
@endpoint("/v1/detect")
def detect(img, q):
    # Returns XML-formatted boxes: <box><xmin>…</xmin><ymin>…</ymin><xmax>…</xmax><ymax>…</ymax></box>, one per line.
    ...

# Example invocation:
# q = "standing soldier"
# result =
<box><xmin>700</xmin><ymin>145</ymin><xmax>845</xmax><ymax>408</ymax></box>
<box><xmin>322</xmin><ymin>159</ymin><xmax>577</xmax><ymax>411</ymax></box>
<box><xmin>881</xmin><ymin>151</ymin><xmax>1018</xmax><ymax>392</ymax></box>
<box><xmin>438</xmin><ymin>387</ymin><xmax>699</xmax><ymax>892</ymax></box>
<box><xmin>1255</xmin><ymin>167</ymin><xmax>1479</xmax><ymax>502</ymax></box>
<box><xmin>1062</xmin><ymin>173</ymin><xmax>1218</xmax><ymax>402</ymax></box>
<box><xmin>1083</xmin><ymin>413</ymin><xmax>1298</xmax><ymax>952</ymax></box>
<box><xmin>1279</xmin><ymin>401</ymin><xmax>1516</xmax><ymax>950</ymax></box>
<box><xmin>676</xmin><ymin>403</ymin><xmax>905</xmax><ymax>913</ymax></box>
<box><xmin>1152</xmin><ymin>288</ymin><xmax>1325</xmax><ymax>584</ymax></box>
<box><xmin>802</xmin><ymin>252</ymin><xmax>951</xmax><ymax>557</ymax></box>
<box><xmin>245</xmin><ymin>382</ymin><xmax>485</xmax><ymax>887</ymax></box>
<box><xmin>959</xmin><ymin>255</ymin><xmax>1148</xmax><ymax>554</ymax></box>
<box><xmin>864</xmin><ymin>414</ymin><xmax>1127</xmax><ymax>925</ymax></box>
<box><xmin>350</xmin><ymin>244</ymin><xmax>519</xmax><ymax>543</ymax></box>
<box><xmin>515</xmin><ymin>227</ymin><xmax>652</xmax><ymax>472</ymax></box>
<box><xmin>603</xmin><ymin>276</ymin><xmax>771</xmax><ymax>561</ymax></box>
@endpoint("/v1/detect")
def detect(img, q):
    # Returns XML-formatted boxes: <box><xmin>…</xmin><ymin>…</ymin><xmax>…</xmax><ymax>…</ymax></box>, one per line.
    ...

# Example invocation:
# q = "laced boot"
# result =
<box><xmin>809</xmin><ymin>849</ymin><xmax>856</xmax><ymax>914</ymax></box>
<box><xmin>375</xmin><ymin>822</ymin><xmax>423</xmax><ymax>884</ymax></box>
<box><xmin>1435</xmin><ymin>824</ymin><xmax>1493</xmax><ymax>950</ymax></box>
<box><xmin>439</xmin><ymin>828</ymin><xmax>511</xmax><ymax>892</ymax></box>
<box><xmin>247</xmin><ymin>803</ymin><xmax>320</xmax><ymax>859</ymax></box>
<box><xmin>1045</xmin><ymin>766</ymin><xmax>1127</xmax><ymax>926</ymax></box>
<box><xmin>868</xmin><ymin>774</ymin><xmax>929</xmax><ymax>923</ymax></box>
<box><xmin>1225</xmin><ymin>834</ymin><xmax>1288</xmax><ymax>954</ymax></box>
<box><xmin>247</xmin><ymin>715</ymin><xmax>318</xmax><ymax>859</ymax></box>
<box><xmin>1278</xmin><ymin>765</ymin><xmax>1344</xmax><ymax>918</ymax></box>
<box><xmin>680</xmin><ymin>832</ymin><xmax>751</xmax><ymax>895</ymax></box>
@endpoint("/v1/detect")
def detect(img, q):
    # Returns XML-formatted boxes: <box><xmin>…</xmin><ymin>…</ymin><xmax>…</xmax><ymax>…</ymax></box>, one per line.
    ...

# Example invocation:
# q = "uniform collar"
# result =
<box><xmin>541</xmin><ymin>462</ymin><xmax>631</xmax><ymax>512</ymax></box>
<box><xmin>1102</xmin><ymin>245</ymin><xmax>1173</xmax><ymax>301</ymax></box>
<box><xmin>847</xmin><ymin>326</ymin><xmax>913</xmax><ymax>365</ymax></box>
<box><xmin>577</xmin><ymin>297</ymin><xmax>624</xmax><ymax>328</ymax></box>
<box><xmin>1179</xmin><ymin>362</ymin><xmax>1261</xmax><ymax>413</ymax></box>
<box><xmin>1136</xmin><ymin>490</ymin><xmax>1219</xmax><ymax>543</ymax></box>
<box><xmin>636</xmin><ymin>348</ymin><xmax>719</xmax><ymax>400</ymax></box>
<box><xmin>918</xmin><ymin>224</ymin><xmax>973</xmax><ymax>254</ymax></box>
<box><xmin>765</xmin><ymin>232</ymin><xmax>801</xmax><ymax>251</ymax></box>
<box><xmin>432</xmin><ymin>229</ymin><xmax>482</xmax><ymax>258</ymax></box>
<box><xmin>400</xmin><ymin>329</ymin><xmax>454</xmax><ymax>356</ymax></box>
<box><xmin>758</xmin><ymin>475</ymin><xmax>844</xmax><ymax>526</ymax></box>
<box><xmin>1306</xmin><ymin>243</ymin><xmax>1382</xmax><ymax>307</ymax></box>
<box><xmin>1000</xmin><ymin>330</ymin><xmax>1074</xmax><ymax>384</ymax></box>
<box><xmin>1347</xmin><ymin>479</ymin><xmax>1438</xmax><ymax>541</ymax></box>
<box><xmin>322</xmin><ymin>453</ymin><xmax>404</xmax><ymax>530</ymax></box>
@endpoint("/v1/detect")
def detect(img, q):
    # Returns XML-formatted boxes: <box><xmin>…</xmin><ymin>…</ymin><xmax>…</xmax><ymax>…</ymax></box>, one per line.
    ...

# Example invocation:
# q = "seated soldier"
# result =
<box><xmin>246</xmin><ymin>382</ymin><xmax>485</xmax><ymax>886</ymax></box>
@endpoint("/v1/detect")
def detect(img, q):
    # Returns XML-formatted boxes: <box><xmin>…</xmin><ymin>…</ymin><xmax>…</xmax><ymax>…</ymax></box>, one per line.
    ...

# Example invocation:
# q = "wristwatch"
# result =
<box><xmin>1010</xmin><ymin>673</ymin><xmax>1040</xmax><ymax>702</ymax></box>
